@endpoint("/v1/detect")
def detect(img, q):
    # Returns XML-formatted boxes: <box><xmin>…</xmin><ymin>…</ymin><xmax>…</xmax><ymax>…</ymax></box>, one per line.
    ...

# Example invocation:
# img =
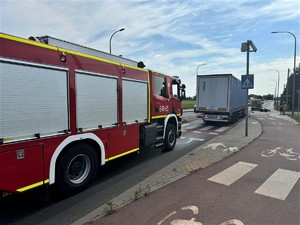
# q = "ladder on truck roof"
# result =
<box><xmin>36</xmin><ymin>35</ymin><xmax>145</xmax><ymax>68</ymax></box>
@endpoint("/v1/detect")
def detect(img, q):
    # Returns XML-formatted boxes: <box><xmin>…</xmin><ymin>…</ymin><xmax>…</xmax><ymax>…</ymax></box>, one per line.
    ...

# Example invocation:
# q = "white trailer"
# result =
<box><xmin>195</xmin><ymin>74</ymin><xmax>247</xmax><ymax>123</ymax></box>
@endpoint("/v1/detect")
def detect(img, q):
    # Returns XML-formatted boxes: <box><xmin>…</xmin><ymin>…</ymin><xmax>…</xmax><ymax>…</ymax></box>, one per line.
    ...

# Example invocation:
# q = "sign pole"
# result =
<box><xmin>245</xmin><ymin>41</ymin><xmax>250</xmax><ymax>137</ymax></box>
<box><xmin>241</xmin><ymin>40</ymin><xmax>256</xmax><ymax>137</ymax></box>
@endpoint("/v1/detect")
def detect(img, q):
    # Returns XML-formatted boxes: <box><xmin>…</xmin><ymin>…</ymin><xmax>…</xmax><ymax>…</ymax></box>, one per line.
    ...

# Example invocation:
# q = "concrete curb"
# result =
<box><xmin>72</xmin><ymin>117</ymin><xmax>262</xmax><ymax>225</ymax></box>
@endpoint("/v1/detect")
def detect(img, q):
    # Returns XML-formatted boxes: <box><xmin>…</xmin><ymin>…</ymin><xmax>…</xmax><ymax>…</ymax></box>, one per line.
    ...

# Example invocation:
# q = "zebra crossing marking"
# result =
<box><xmin>254</xmin><ymin>169</ymin><xmax>300</xmax><ymax>200</ymax></box>
<box><xmin>207</xmin><ymin>162</ymin><xmax>257</xmax><ymax>186</ymax></box>
<box><xmin>214</xmin><ymin>126</ymin><xmax>230</xmax><ymax>132</ymax></box>
<box><xmin>208</xmin><ymin>162</ymin><xmax>300</xmax><ymax>200</ymax></box>
<box><xmin>199</xmin><ymin>125</ymin><xmax>214</xmax><ymax>131</ymax></box>
<box><xmin>182</xmin><ymin>124</ymin><xmax>231</xmax><ymax>135</ymax></box>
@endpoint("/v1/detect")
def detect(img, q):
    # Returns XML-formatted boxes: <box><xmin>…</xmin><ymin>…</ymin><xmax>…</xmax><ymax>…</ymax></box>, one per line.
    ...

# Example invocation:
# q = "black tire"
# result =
<box><xmin>56</xmin><ymin>143</ymin><xmax>98</xmax><ymax>196</ymax></box>
<box><xmin>164</xmin><ymin>124</ymin><xmax>177</xmax><ymax>151</ymax></box>
<box><xmin>229</xmin><ymin>115</ymin><xmax>234</xmax><ymax>124</ymax></box>
<box><xmin>239</xmin><ymin>109</ymin><xmax>246</xmax><ymax>118</ymax></box>
<box><xmin>242</xmin><ymin>109</ymin><xmax>246</xmax><ymax>118</ymax></box>
<box><xmin>230</xmin><ymin>112</ymin><xmax>238</xmax><ymax>124</ymax></box>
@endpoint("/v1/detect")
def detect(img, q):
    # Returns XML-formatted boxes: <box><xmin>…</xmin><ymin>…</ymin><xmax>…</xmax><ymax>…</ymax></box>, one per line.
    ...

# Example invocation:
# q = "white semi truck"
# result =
<box><xmin>195</xmin><ymin>74</ymin><xmax>247</xmax><ymax>123</ymax></box>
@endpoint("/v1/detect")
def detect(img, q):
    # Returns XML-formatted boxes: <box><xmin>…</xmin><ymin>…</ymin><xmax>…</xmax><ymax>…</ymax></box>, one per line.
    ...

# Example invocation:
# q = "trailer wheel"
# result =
<box><xmin>56</xmin><ymin>143</ymin><xmax>98</xmax><ymax>195</ymax></box>
<box><xmin>241</xmin><ymin>109</ymin><xmax>246</xmax><ymax>118</ymax></box>
<box><xmin>164</xmin><ymin>124</ymin><xmax>177</xmax><ymax>151</ymax></box>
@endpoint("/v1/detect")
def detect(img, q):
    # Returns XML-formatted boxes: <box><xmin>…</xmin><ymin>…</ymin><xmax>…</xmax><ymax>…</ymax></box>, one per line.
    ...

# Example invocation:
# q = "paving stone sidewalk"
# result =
<box><xmin>260</xmin><ymin>101</ymin><xmax>299</xmax><ymax>125</ymax></box>
<box><xmin>73</xmin><ymin>116</ymin><xmax>262</xmax><ymax>225</ymax></box>
<box><xmin>266</xmin><ymin>110</ymin><xmax>299</xmax><ymax>125</ymax></box>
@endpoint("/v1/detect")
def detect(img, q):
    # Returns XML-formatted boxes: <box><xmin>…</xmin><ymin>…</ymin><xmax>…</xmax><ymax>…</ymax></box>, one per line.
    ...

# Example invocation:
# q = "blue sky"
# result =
<box><xmin>1</xmin><ymin>0</ymin><xmax>299</xmax><ymax>97</ymax></box>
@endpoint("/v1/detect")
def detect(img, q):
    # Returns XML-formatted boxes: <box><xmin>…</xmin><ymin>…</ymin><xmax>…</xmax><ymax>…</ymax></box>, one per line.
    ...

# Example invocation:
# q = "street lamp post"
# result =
<box><xmin>270</xmin><ymin>84</ymin><xmax>277</xmax><ymax>105</ymax></box>
<box><xmin>109</xmin><ymin>28</ymin><xmax>125</xmax><ymax>54</ymax></box>
<box><xmin>269</xmin><ymin>69</ymin><xmax>280</xmax><ymax>108</ymax></box>
<box><xmin>286</xmin><ymin>68</ymin><xmax>290</xmax><ymax>110</ymax></box>
<box><xmin>271</xmin><ymin>31</ymin><xmax>297</xmax><ymax>115</ymax></box>
<box><xmin>270</xmin><ymin>79</ymin><xmax>278</xmax><ymax>108</ymax></box>
<box><xmin>196</xmin><ymin>63</ymin><xmax>207</xmax><ymax>76</ymax></box>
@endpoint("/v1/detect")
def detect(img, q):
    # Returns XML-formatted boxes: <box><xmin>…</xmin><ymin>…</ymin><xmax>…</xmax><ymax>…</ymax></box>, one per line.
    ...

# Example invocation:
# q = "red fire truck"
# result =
<box><xmin>0</xmin><ymin>33</ymin><xmax>186</xmax><ymax>197</ymax></box>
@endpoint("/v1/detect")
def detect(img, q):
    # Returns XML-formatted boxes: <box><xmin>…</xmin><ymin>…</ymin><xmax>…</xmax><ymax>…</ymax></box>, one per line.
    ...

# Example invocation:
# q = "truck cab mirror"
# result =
<box><xmin>172</xmin><ymin>78</ymin><xmax>181</xmax><ymax>85</ymax></box>
<box><xmin>179</xmin><ymin>83</ymin><xmax>186</xmax><ymax>100</ymax></box>
<box><xmin>180</xmin><ymin>89</ymin><xmax>186</xmax><ymax>100</ymax></box>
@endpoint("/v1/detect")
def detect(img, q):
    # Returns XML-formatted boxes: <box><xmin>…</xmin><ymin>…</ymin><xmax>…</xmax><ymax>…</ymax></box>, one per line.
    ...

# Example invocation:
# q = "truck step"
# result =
<box><xmin>155</xmin><ymin>142</ymin><xmax>164</xmax><ymax>148</ymax></box>
<box><xmin>156</xmin><ymin>124</ymin><xmax>163</xmax><ymax>132</ymax></box>
<box><xmin>156</xmin><ymin>136</ymin><xmax>163</xmax><ymax>142</ymax></box>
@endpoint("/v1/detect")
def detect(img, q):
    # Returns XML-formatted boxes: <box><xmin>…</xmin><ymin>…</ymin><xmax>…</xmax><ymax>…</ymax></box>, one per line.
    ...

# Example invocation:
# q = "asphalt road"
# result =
<box><xmin>95</xmin><ymin>109</ymin><xmax>300</xmax><ymax>225</ymax></box>
<box><xmin>0</xmin><ymin>112</ymin><xmax>235</xmax><ymax>225</ymax></box>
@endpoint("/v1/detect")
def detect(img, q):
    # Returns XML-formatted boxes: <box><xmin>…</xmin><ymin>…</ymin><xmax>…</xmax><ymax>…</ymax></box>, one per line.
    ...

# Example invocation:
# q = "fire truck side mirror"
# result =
<box><xmin>180</xmin><ymin>84</ymin><xmax>186</xmax><ymax>100</ymax></box>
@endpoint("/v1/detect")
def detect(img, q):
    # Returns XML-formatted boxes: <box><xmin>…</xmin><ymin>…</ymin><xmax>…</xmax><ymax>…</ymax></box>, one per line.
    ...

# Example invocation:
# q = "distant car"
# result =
<box><xmin>251</xmin><ymin>99</ymin><xmax>262</xmax><ymax>111</ymax></box>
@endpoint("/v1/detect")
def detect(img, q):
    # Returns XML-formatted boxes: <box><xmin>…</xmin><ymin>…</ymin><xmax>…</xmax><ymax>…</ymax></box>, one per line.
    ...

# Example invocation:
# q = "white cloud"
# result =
<box><xmin>1</xmin><ymin>0</ymin><xmax>299</xmax><ymax>96</ymax></box>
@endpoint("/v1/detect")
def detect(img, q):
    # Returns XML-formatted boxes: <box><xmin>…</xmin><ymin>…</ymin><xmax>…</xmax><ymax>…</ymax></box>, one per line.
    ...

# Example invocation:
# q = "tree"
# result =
<box><xmin>263</xmin><ymin>94</ymin><xmax>273</xmax><ymax>100</ymax></box>
<box><xmin>280</xmin><ymin>64</ymin><xmax>300</xmax><ymax>110</ymax></box>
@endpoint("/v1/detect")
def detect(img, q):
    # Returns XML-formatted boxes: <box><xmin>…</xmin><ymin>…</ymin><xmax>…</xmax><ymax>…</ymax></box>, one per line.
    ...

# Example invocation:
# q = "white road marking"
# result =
<box><xmin>193</xmin><ymin>131</ymin><xmax>202</xmax><ymax>134</ymax></box>
<box><xmin>189</xmin><ymin>138</ymin><xmax>205</xmax><ymax>142</ymax></box>
<box><xmin>255</xmin><ymin>169</ymin><xmax>300</xmax><ymax>200</ymax></box>
<box><xmin>219</xmin><ymin>220</ymin><xmax>244</xmax><ymax>225</ymax></box>
<box><xmin>182</xmin><ymin>138</ymin><xmax>205</xmax><ymax>144</ymax></box>
<box><xmin>181</xmin><ymin>206</ymin><xmax>199</xmax><ymax>214</ymax></box>
<box><xmin>199</xmin><ymin>125</ymin><xmax>214</xmax><ymax>131</ymax></box>
<box><xmin>208</xmin><ymin>162</ymin><xmax>257</xmax><ymax>186</ymax></box>
<box><xmin>184</xmin><ymin>124</ymin><xmax>202</xmax><ymax>129</ymax></box>
<box><xmin>223</xmin><ymin>147</ymin><xmax>239</xmax><ymax>152</ymax></box>
<box><xmin>157</xmin><ymin>211</ymin><xmax>177</xmax><ymax>225</ymax></box>
<box><xmin>182</xmin><ymin>123</ymin><xmax>190</xmax><ymax>127</ymax></box>
<box><xmin>157</xmin><ymin>206</ymin><xmax>245</xmax><ymax>225</ymax></box>
<box><xmin>215</xmin><ymin>126</ymin><xmax>229</xmax><ymax>132</ymax></box>
<box><xmin>203</xmin><ymin>143</ymin><xmax>226</xmax><ymax>150</ymax></box>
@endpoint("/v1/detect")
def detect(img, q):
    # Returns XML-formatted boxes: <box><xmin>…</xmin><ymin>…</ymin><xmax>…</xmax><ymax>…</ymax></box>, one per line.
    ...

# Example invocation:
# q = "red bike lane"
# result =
<box><xmin>90</xmin><ymin>111</ymin><xmax>300</xmax><ymax>225</ymax></box>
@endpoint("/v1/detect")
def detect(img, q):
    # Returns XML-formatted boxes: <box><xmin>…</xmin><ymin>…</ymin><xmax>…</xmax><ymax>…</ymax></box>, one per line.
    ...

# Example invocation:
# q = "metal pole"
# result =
<box><xmin>270</xmin><ymin>79</ymin><xmax>277</xmax><ymax>109</ymax></box>
<box><xmin>241</xmin><ymin>40</ymin><xmax>256</xmax><ymax>137</ymax></box>
<box><xmin>269</xmin><ymin>69</ymin><xmax>280</xmax><ymax>109</ymax></box>
<box><xmin>245</xmin><ymin>41</ymin><xmax>250</xmax><ymax>137</ymax></box>
<box><xmin>196</xmin><ymin>63</ymin><xmax>206</xmax><ymax>76</ymax></box>
<box><xmin>286</xmin><ymin>69</ymin><xmax>290</xmax><ymax>110</ymax></box>
<box><xmin>277</xmin><ymin>70</ymin><xmax>280</xmax><ymax>108</ymax></box>
<box><xmin>298</xmin><ymin>92</ymin><xmax>300</xmax><ymax>117</ymax></box>
<box><xmin>271</xmin><ymin>31</ymin><xmax>297</xmax><ymax>115</ymax></box>
<box><xmin>109</xmin><ymin>28</ymin><xmax>125</xmax><ymax>54</ymax></box>
<box><xmin>291</xmin><ymin>34</ymin><xmax>296</xmax><ymax>116</ymax></box>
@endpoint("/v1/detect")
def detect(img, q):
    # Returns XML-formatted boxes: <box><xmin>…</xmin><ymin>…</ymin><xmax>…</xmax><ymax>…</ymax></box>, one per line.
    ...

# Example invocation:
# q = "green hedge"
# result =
<box><xmin>182</xmin><ymin>100</ymin><xmax>196</xmax><ymax>110</ymax></box>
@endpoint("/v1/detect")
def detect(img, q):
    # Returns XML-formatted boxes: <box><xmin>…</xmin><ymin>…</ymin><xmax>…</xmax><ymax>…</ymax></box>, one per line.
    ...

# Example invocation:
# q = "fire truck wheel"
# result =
<box><xmin>56</xmin><ymin>143</ymin><xmax>98</xmax><ymax>195</ymax></box>
<box><xmin>164</xmin><ymin>123</ymin><xmax>176</xmax><ymax>151</ymax></box>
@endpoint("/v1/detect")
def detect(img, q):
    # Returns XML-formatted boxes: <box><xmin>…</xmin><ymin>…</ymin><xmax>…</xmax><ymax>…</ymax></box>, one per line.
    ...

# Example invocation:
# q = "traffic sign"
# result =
<box><xmin>241</xmin><ymin>74</ymin><xmax>254</xmax><ymax>89</ymax></box>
